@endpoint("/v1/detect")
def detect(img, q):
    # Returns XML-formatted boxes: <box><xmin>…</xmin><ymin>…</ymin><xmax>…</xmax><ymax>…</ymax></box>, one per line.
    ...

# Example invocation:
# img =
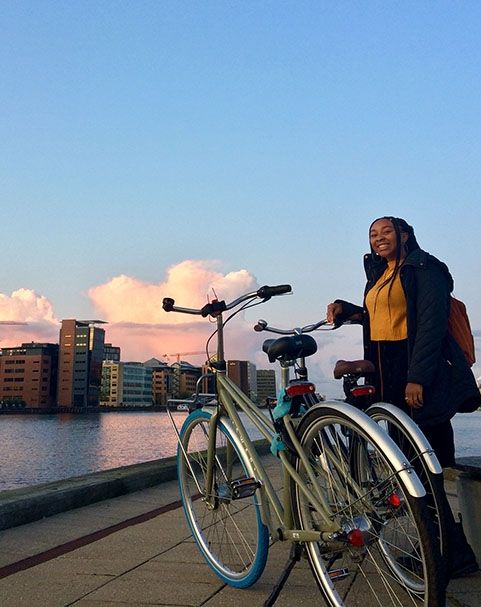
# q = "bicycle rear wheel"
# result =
<box><xmin>367</xmin><ymin>402</ymin><xmax>451</xmax><ymax>571</ymax></box>
<box><xmin>291</xmin><ymin>403</ymin><xmax>445</xmax><ymax>607</ymax></box>
<box><xmin>177</xmin><ymin>409</ymin><xmax>269</xmax><ymax>588</ymax></box>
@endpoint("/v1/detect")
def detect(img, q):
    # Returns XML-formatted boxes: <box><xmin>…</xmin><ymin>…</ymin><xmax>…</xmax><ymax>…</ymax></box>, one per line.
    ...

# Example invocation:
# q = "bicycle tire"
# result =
<box><xmin>177</xmin><ymin>409</ymin><xmax>269</xmax><ymax>588</ymax></box>
<box><xmin>366</xmin><ymin>402</ymin><xmax>451</xmax><ymax>572</ymax></box>
<box><xmin>291</xmin><ymin>403</ymin><xmax>445</xmax><ymax>607</ymax></box>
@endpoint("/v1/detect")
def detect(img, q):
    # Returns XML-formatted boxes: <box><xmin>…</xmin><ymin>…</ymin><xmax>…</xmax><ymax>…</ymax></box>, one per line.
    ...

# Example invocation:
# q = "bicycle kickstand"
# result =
<box><xmin>263</xmin><ymin>542</ymin><xmax>304</xmax><ymax>607</ymax></box>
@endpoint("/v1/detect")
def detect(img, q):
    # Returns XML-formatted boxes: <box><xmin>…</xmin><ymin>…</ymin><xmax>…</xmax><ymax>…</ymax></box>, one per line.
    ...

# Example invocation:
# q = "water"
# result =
<box><xmin>0</xmin><ymin>410</ymin><xmax>479</xmax><ymax>492</ymax></box>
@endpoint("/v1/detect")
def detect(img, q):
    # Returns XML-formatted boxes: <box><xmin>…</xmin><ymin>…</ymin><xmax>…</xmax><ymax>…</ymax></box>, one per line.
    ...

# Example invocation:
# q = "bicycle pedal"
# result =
<box><xmin>229</xmin><ymin>477</ymin><xmax>261</xmax><ymax>499</ymax></box>
<box><xmin>328</xmin><ymin>567</ymin><xmax>350</xmax><ymax>582</ymax></box>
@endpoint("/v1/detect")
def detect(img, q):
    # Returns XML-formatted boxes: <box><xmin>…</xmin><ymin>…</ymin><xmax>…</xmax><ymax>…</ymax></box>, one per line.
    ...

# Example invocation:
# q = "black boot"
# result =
<box><xmin>450</xmin><ymin>521</ymin><xmax>479</xmax><ymax>578</ymax></box>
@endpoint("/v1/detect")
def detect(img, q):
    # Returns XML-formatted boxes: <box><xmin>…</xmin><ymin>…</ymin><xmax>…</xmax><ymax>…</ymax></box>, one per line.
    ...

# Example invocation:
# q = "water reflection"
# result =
<box><xmin>0</xmin><ymin>412</ymin><xmax>190</xmax><ymax>491</ymax></box>
<box><xmin>0</xmin><ymin>410</ymin><xmax>478</xmax><ymax>492</ymax></box>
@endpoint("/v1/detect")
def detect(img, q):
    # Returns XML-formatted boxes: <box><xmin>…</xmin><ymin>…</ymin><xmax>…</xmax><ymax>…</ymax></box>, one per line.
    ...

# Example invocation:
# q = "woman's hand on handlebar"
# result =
<box><xmin>326</xmin><ymin>302</ymin><xmax>343</xmax><ymax>324</ymax></box>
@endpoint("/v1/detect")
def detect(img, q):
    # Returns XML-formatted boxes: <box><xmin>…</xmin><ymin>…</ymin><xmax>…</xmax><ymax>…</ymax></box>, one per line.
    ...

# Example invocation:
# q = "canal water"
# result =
<box><xmin>0</xmin><ymin>410</ymin><xmax>480</xmax><ymax>492</ymax></box>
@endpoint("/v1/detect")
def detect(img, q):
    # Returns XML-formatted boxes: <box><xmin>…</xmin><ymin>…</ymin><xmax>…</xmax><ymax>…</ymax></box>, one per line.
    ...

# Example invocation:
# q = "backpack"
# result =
<box><xmin>448</xmin><ymin>296</ymin><xmax>476</xmax><ymax>367</ymax></box>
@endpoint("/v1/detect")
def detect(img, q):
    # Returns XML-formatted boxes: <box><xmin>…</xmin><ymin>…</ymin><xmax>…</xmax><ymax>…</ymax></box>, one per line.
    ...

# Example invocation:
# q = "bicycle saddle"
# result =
<box><xmin>333</xmin><ymin>359</ymin><xmax>376</xmax><ymax>379</ymax></box>
<box><xmin>262</xmin><ymin>334</ymin><xmax>317</xmax><ymax>363</ymax></box>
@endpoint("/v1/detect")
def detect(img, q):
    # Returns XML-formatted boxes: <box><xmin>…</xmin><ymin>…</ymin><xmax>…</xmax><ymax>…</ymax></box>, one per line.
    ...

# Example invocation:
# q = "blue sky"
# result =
<box><xmin>1</xmin><ymin>2</ymin><xmax>481</xmax><ymax>386</ymax></box>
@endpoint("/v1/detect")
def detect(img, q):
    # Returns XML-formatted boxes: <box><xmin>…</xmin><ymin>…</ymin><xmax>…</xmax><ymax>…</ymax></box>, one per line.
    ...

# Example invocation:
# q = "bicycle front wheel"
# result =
<box><xmin>177</xmin><ymin>409</ymin><xmax>269</xmax><ymax>588</ymax></box>
<box><xmin>291</xmin><ymin>404</ymin><xmax>445</xmax><ymax>607</ymax></box>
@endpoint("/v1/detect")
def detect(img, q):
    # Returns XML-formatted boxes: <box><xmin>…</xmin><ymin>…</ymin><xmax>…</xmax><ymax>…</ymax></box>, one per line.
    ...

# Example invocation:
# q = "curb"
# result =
<box><xmin>0</xmin><ymin>457</ymin><xmax>178</xmax><ymax>531</ymax></box>
<box><xmin>0</xmin><ymin>440</ymin><xmax>272</xmax><ymax>531</ymax></box>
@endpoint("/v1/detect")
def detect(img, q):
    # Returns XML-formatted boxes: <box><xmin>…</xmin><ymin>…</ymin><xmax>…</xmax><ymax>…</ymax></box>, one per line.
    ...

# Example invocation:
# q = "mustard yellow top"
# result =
<box><xmin>365</xmin><ymin>259</ymin><xmax>408</xmax><ymax>341</ymax></box>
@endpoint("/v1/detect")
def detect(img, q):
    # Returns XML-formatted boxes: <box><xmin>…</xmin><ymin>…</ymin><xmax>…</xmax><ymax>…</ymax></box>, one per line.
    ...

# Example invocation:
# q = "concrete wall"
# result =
<box><xmin>456</xmin><ymin>456</ymin><xmax>481</xmax><ymax>566</ymax></box>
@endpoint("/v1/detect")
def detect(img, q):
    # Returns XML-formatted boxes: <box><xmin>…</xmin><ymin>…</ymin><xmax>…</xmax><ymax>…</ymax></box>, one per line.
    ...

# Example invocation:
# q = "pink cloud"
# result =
<box><xmin>0</xmin><ymin>289</ymin><xmax>59</xmax><ymax>347</ymax></box>
<box><xmin>88</xmin><ymin>260</ymin><xmax>260</xmax><ymax>361</ymax></box>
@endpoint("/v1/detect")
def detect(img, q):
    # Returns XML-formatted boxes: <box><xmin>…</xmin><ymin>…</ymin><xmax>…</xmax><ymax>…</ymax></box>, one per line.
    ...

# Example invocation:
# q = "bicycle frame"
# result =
<box><xmin>193</xmin><ymin>310</ymin><xmax>425</xmax><ymax>544</ymax></box>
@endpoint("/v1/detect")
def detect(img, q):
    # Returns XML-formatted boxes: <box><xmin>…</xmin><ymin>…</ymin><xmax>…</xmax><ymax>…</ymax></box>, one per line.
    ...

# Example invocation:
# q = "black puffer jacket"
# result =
<box><xmin>336</xmin><ymin>249</ymin><xmax>480</xmax><ymax>427</ymax></box>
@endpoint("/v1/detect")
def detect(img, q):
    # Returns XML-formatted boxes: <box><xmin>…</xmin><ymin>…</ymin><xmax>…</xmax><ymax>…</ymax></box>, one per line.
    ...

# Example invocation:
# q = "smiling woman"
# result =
<box><xmin>327</xmin><ymin>215</ymin><xmax>480</xmax><ymax>579</ymax></box>
<box><xmin>327</xmin><ymin>216</ymin><xmax>480</xmax><ymax>459</ymax></box>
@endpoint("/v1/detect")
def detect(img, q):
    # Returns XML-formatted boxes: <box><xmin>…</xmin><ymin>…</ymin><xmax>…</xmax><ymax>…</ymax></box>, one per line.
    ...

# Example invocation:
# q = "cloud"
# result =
<box><xmin>88</xmin><ymin>261</ymin><xmax>256</xmax><ymax>324</ymax></box>
<box><xmin>0</xmin><ymin>289</ymin><xmax>59</xmax><ymax>346</ymax></box>
<box><xmin>88</xmin><ymin>260</ymin><xmax>260</xmax><ymax>361</ymax></box>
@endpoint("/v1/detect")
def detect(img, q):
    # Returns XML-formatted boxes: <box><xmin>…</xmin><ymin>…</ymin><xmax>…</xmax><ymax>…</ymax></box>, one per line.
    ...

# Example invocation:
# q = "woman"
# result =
<box><xmin>327</xmin><ymin>216</ymin><xmax>480</xmax><ymax>578</ymax></box>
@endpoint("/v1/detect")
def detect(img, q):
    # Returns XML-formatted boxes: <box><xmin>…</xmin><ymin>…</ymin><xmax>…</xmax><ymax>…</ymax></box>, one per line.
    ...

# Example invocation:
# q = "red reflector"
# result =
<box><xmin>286</xmin><ymin>383</ymin><xmax>316</xmax><ymax>397</ymax></box>
<box><xmin>387</xmin><ymin>493</ymin><xmax>402</xmax><ymax>508</ymax></box>
<box><xmin>347</xmin><ymin>529</ymin><xmax>364</xmax><ymax>547</ymax></box>
<box><xmin>351</xmin><ymin>385</ymin><xmax>376</xmax><ymax>398</ymax></box>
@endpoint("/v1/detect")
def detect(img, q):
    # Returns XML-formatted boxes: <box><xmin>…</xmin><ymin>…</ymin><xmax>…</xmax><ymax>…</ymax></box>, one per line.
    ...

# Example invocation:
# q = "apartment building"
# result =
<box><xmin>144</xmin><ymin>358</ymin><xmax>172</xmax><ymax>406</ymax></box>
<box><xmin>256</xmin><ymin>369</ymin><xmax>277</xmax><ymax>406</ymax></box>
<box><xmin>57</xmin><ymin>319</ymin><xmax>106</xmax><ymax>407</ymax></box>
<box><xmin>171</xmin><ymin>361</ymin><xmax>203</xmax><ymax>398</ymax></box>
<box><xmin>0</xmin><ymin>343</ymin><xmax>59</xmax><ymax>408</ymax></box>
<box><xmin>101</xmin><ymin>361</ymin><xmax>153</xmax><ymax>407</ymax></box>
<box><xmin>227</xmin><ymin>360</ymin><xmax>257</xmax><ymax>402</ymax></box>
<box><xmin>103</xmin><ymin>343</ymin><xmax>121</xmax><ymax>363</ymax></box>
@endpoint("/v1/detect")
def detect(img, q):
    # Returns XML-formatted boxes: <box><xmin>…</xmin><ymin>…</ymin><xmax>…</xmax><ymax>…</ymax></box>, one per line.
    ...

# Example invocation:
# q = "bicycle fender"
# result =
<box><xmin>307</xmin><ymin>401</ymin><xmax>427</xmax><ymax>499</ymax></box>
<box><xmin>366</xmin><ymin>402</ymin><xmax>443</xmax><ymax>476</ymax></box>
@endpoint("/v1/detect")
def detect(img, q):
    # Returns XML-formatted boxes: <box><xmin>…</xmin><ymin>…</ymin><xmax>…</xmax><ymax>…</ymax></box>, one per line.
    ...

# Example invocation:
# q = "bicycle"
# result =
<box><xmin>163</xmin><ymin>286</ymin><xmax>445</xmax><ymax>607</ymax></box>
<box><xmin>259</xmin><ymin>315</ymin><xmax>450</xmax><ymax>579</ymax></box>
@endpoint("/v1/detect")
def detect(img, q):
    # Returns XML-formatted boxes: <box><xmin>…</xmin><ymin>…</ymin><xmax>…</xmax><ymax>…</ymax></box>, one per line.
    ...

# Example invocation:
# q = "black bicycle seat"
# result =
<box><xmin>262</xmin><ymin>334</ymin><xmax>317</xmax><ymax>363</ymax></box>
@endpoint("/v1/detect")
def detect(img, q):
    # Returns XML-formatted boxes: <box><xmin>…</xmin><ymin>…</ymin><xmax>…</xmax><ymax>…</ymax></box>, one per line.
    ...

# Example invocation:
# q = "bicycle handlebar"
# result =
<box><xmin>162</xmin><ymin>284</ymin><xmax>292</xmax><ymax>318</ymax></box>
<box><xmin>254</xmin><ymin>318</ymin><xmax>332</xmax><ymax>335</ymax></box>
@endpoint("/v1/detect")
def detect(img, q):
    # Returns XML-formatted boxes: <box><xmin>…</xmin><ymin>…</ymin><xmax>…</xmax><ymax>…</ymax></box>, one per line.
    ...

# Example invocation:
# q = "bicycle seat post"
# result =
<box><xmin>279</xmin><ymin>362</ymin><xmax>291</xmax><ymax>391</ymax></box>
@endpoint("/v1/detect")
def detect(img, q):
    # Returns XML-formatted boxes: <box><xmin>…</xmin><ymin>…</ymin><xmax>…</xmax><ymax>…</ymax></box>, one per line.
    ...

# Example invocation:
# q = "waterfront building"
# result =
<box><xmin>101</xmin><ymin>361</ymin><xmax>153</xmax><ymax>407</ymax></box>
<box><xmin>100</xmin><ymin>361</ymin><xmax>120</xmax><ymax>406</ymax></box>
<box><xmin>227</xmin><ymin>360</ymin><xmax>257</xmax><ymax>402</ymax></box>
<box><xmin>144</xmin><ymin>358</ymin><xmax>172</xmax><ymax>406</ymax></box>
<box><xmin>57</xmin><ymin>319</ymin><xmax>106</xmax><ymax>408</ymax></box>
<box><xmin>103</xmin><ymin>343</ymin><xmax>121</xmax><ymax>362</ymax></box>
<box><xmin>171</xmin><ymin>361</ymin><xmax>202</xmax><ymax>398</ymax></box>
<box><xmin>0</xmin><ymin>343</ymin><xmax>59</xmax><ymax>408</ymax></box>
<box><xmin>256</xmin><ymin>369</ymin><xmax>277</xmax><ymax>406</ymax></box>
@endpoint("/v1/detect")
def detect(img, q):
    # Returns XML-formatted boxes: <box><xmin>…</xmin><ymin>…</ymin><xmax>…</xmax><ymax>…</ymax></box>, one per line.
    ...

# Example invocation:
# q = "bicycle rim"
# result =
<box><xmin>292</xmin><ymin>406</ymin><xmax>444</xmax><ymax>607</ymax></box>
<box><xmin>177</xmin><ymin>409</ymin><xmax>269</xmax><ymax>588</ymax></box>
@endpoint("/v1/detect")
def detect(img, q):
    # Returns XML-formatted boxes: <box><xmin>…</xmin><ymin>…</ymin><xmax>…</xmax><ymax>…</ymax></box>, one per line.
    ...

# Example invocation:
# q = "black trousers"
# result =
<box><xmin>373</xmin><ymin>340</ymin><xmax>455</xmax><ymax>468</ymax></box>
<box><xmin>373</xmin><ymin>340</ymin><xmax>477</xmax><ymax>577</ymax></box>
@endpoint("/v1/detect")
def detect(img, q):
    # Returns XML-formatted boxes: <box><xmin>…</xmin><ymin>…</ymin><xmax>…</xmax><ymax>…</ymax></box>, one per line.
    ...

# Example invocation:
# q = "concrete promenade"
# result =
<box><xmin>0</xmin><ymin>459</ymin><xmax>480</xmax><ymax>606</ymax></box>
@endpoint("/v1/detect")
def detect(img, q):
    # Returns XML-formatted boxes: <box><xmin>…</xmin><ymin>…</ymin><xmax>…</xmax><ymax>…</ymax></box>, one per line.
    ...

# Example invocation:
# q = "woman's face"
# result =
<box><xmin>369</xmin><ymin>218</ymin><xmax>407</xmax><ymax>261</ymax></box>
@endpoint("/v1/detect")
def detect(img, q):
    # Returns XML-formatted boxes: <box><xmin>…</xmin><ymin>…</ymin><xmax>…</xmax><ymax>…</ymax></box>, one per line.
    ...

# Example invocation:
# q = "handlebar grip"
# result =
<box><xmin>256</xmin><ymin>284</ymin><xmax>292</xmax><ymax>300</ymax></box>
<box><xmin>163</xmin><ymin>297</ymin><xmax>175</xmax><ymax>312</ymax></box>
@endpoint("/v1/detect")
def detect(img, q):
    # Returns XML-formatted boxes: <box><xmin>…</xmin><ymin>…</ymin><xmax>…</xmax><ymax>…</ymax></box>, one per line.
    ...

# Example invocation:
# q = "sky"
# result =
<box><xmin>1</xmin><ymin>1</ymin><xmax>481</xmax><ymax>396</ymax></box>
